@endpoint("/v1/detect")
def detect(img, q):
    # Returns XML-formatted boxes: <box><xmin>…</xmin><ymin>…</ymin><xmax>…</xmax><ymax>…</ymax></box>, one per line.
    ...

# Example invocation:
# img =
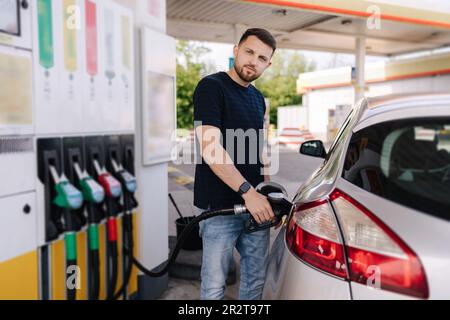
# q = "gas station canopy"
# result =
<box><xmin>167</xmin><ymin>0</ymin><xmax>450</xmax><ymax>56</ymax></box>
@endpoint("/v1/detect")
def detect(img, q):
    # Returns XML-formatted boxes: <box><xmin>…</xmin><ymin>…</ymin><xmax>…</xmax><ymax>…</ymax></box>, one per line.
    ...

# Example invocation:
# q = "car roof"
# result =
<box><xmin>354</xmin><ymin>93</ymin><xmax>450</xmax><ymax>125</ymax></box>
<box><xmin>365</xmin><ymin>93</ymin><xmax>450</xmax><ymax>110</ymax></box>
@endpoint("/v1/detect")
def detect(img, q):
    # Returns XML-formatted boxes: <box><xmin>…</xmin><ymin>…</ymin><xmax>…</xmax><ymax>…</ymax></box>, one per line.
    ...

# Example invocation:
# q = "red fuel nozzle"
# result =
<box><xmin>98</xmin><ymin>173</ymin><xmax>122</xmax><ymax>198</ymax></box>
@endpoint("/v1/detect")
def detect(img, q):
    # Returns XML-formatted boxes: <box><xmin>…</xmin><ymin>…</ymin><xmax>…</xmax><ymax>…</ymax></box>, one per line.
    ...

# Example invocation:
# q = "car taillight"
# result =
<box><xmin>331</xmin><ymin>190</ymin><xmax>429</xmax><ymax>298</ymax></box>
<box><xmin>287</xmin><ymin>199</ymin><xmax>348</xmax><ymax>279</ymax></box>
<box><xmin>286</xmin><ymin>189</ymin><xmax>429</xmax><ymax>299</ymax></box>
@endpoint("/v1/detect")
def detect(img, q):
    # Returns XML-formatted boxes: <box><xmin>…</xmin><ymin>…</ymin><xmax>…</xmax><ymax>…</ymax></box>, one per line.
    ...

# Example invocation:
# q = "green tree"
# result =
<box><xmin>255</xmin><ymin>50</ymin><xmax>315</xmax><ymax>126</ymax></box>
<box><xmin>176</xmin><ymin>40</ymin><xmax>212</xmax><ymax>129</ymax></box>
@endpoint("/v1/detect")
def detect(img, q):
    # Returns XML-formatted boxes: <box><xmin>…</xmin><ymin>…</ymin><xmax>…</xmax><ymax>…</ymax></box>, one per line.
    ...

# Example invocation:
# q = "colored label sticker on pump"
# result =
<box><xmin>85</xmin><ymin>0</ymin><xmax>98</xmax><ymax>76</ymax></box>
<box><xmin>37</xmin><ymin>0</ymin><xmax>54</xmax><ymax>69</ymax></box>
<box><xmin>88</xmin><ymin>224</ymin><xmax>99</xmax><ymax>250</ymax></box>
<box><xmin>107</xmin><ymin>218</ymin><xmax>117</xmax><ymax>242</ymax></box>
<box><xmin>148</xmin><ymin>0</ymin><xmax>160</xmax><ymax>17</ymax></box>
<box><xmin>121</xmin><ymin>15</ymin><xmax>131</xmax><ymax>71</ymax></box>
<box><xmin>104</xmin><ymin>8</ymin><xmax>115</xmax><ymax>81</ymax></box>
<box><xmin>63</xmin><ymin>0</ymin><xmax>78</xmax><ymax>73</ymax></box>
<box><xmin>65</xmin><ymin>232</ymin><xmax>77</xmax><ymax>261</ymax></box>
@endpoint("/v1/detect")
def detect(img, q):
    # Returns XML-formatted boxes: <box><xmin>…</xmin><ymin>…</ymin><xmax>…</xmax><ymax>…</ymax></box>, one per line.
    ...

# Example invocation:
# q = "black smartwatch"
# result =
<box><xmin>237</xmin><ymin>181</ymin><xmax>252</xmax><ymax>197</ymax></box>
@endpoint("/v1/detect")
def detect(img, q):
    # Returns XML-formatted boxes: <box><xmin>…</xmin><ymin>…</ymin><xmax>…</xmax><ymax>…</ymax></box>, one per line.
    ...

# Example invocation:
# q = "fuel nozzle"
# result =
<box><xmin>92</xmin><ymin>159</ymin><xmax>122</xmax><ymax>221</ymax></box>
<box><xmin>73</xmin><ymin>162</ymin><xmax>105</xmax><ymax>204</ymax></box>
<box><xmin>98</xmin><ymin>173</ymin><xmax>122</xmax><ymax>199</ymax></box>
<box><xmin>92</xmin><ymin>159</ymin><xmax>122</xmax><ymax>199</ymax></box>
<box><xmin>244</xmin><ymin>182</ymin><xmax>293</xmax><ymax>234</ymax></box>
<box><xmin>72</xmin><ymin>162</ymin><xmax>103</xmax><ymax>300</ymax></box>
<box><xmin>111</xmin><ymin>158</ymin><xmax>136</xmax><ymax>194</ymax></box>
<box><xmin>110</xmin><ymin>158</ymin><xmax>138</xmax><ymax>211</ymax></box>
<box><xmin>49</xmin><ymin>164</ymin><xmax>83</xmax><ymax>300</ymax></box>
<box><xmin>50</xmin><ymin>165</ymin><xmax>84</xmax><ymax>211</ymax></box>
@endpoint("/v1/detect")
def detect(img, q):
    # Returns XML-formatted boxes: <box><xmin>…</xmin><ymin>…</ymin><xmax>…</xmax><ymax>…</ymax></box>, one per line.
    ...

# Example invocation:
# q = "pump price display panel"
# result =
<box><xmin>0</xmin><ymin>0</ymin><xmax>20</xmax><ymax>36</ymax></box>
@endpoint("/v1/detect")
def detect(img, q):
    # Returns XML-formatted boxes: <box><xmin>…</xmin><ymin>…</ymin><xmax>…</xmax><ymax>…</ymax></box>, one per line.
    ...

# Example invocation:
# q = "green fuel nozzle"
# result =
<box><xmin>49</xmin><ymin>165</ymin><xmax>84</xmax><ymax>210</ymax></box>
<box><xmin>73</xmin><ymin>162</ymin><xmax>105</xmax><ymax>204</ymax></box>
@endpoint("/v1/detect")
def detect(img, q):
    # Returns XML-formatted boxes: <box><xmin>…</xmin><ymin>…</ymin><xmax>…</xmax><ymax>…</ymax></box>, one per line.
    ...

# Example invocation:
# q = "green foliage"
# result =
<box><xmin>255</xmin><ymin>51</ymin><xmax>315</xmax><ymax>126</ymax></box>
<box><xmin>176</xmin><ymin>40</ymin><xmax>212</xmax><ymax>129</ymax></box>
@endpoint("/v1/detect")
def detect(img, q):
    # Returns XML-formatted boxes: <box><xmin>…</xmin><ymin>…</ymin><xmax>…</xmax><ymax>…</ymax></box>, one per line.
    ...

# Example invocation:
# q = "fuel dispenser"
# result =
<box><xmin>86</xmin><ymin>136</ymin><xmax>122</xmax><ymax>300</ymax></box>
<box><xmin>37</xmin><ymin>138</ymin><xmax>62</xmax><ymax>300</ymax></box>
<box><xmin>84</xmin><ymin>136</ymin><xmax>109</xmax><ymax>299</ymax></box>
<box><xmin>0</xmin><ymin>0</ymin><xmax>138</xmax><ymax>300</ymax></box>
<box><xmin>37</xmin><ymin>138</ymin><xmax>84</xmax><ymax>300</ymax></box>
<box><xmin>104</xmin><ymin>135</ymin><xmax>135</xmax><ymax>299</ymax></box>
<box><xmin>63</xmin><ymin>137</ymin><xmax>105</xmax><ymax>300</ymax></box>
<box><xmin>110</xmin><ymin>135</ymin><xmax>139</xmax><ymax>300</ymax></box>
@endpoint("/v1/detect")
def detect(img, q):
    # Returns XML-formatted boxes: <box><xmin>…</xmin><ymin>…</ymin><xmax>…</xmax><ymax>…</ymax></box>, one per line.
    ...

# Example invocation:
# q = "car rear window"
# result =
<box><xmin>342</xmin><ymin>118</ymin><xmax>450</xmax><ymax>220</ymax></box>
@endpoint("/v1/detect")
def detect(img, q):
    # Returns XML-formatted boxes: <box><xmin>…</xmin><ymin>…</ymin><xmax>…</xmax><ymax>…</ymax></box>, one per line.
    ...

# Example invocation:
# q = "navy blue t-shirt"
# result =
<box><xmin>193</xmin><ymin>72</ymin><xmax>266</xmax><ymax>210</ymax></box>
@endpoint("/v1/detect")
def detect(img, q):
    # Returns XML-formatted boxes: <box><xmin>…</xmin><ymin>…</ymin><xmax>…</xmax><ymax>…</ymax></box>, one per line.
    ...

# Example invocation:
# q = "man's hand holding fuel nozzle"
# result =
<box><xmin>242</xmin><ymin>187</ymin><xmax>275</xmax><ymax>224</ymax></box>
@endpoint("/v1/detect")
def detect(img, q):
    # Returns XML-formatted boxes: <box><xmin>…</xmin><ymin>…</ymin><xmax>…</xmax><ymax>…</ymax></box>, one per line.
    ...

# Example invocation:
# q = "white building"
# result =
<box><xmin>298</xmin><ymin>52</ymin><xmax>450</xmax><ymax>142</ymax></box>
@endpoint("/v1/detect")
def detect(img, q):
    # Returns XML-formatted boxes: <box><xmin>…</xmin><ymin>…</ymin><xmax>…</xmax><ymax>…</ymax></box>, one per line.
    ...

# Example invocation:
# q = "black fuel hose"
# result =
<box><xmin>111</xmin><ymin>191</ymin><xmax>135</xmax><ymax>300</ymax></box>
<box><xmin>66</xmin><ymin>259</ymin><xmax>77</xmax><ymax>300</ymax></box>
<box><xmin>105</xmin><ymin>196</ymin><xmax>120</xmax><ymax>300</ymax></box>
<box><xmin>123</xmin><ymin>206</ymin><xmax>244</xmax><ymax>278</ymax></box>
<box><xmin>88</xmin><ymin>249</ymin><xmax>100</xmax><ymax>300</ymax></box>
<box><xmin>106</xmin><ymin>239</ymin><xmax>119</xmax><ymax>299</ymax></box>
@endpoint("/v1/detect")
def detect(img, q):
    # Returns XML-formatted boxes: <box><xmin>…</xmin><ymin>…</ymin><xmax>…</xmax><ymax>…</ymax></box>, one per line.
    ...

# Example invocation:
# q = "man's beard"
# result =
<box><xmin>234</xmin><ymin>63</ymin><xmax>261</xmax><ymax>83</ymax></box>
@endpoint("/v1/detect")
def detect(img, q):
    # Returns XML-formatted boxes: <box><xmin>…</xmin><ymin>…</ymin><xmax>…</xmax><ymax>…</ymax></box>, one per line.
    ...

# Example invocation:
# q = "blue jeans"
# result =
<box><xmin>198</xmin><ymin>207</ymin><xmax>270</xmax><ymax>300</ymax></box>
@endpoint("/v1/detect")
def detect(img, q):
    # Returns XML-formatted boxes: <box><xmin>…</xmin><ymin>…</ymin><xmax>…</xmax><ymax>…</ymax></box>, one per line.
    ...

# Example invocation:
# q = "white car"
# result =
<box><xmin>263</xmin><ymin>93</ymin><xmax>450</xmax><ymax>300</ymax></box>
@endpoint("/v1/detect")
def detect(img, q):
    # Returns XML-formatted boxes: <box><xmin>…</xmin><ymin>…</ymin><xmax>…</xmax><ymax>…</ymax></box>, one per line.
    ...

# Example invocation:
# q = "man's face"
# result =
<box><xmin>233</xmin><ymin>35</ymin><xmax>273</xmax><ymax>83</ymax></box>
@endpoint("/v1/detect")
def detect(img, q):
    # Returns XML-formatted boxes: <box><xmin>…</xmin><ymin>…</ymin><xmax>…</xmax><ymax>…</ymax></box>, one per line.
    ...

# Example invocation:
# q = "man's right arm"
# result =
<box><xmin>195</xmin><ymin>125</ymin><xmax>274</xmax><ymax>224</ymax></box>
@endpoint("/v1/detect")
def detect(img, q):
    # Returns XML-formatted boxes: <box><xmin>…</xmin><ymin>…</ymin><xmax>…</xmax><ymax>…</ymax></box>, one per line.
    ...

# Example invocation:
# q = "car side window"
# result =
<box><xmin>342</xmin><ymin>118</ymin><xmax>450</xmax><ymax>221</ymax></box>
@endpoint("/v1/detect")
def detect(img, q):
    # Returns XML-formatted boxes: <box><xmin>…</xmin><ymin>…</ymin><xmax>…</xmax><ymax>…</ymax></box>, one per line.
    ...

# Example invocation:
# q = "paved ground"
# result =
<box><xmin>159</xmin><ymin>146</ymin><xmax>324</xmax><ymax>300</ymax></box>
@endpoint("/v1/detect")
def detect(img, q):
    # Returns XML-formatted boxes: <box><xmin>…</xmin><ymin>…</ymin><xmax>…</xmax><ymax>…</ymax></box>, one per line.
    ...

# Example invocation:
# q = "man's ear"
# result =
<box><xmin>233</xmin><ymin>45</ymin><xmax>238</xmax><ymax>57</ymax></box>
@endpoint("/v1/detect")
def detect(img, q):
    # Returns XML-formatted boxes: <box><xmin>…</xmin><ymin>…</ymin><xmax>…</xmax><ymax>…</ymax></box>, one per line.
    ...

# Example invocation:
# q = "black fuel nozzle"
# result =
<box><xmin>244</xmin><ymin>182</ymin><xmax>293</xmax><ymax>234</ymax></box>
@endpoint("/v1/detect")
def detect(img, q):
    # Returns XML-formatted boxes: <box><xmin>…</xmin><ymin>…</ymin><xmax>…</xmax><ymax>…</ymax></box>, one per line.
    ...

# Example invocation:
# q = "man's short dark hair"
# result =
<box><xmin>238</xmin><ymin>28</ymin><xmax>277</xmax><ymax>55</ymax></box>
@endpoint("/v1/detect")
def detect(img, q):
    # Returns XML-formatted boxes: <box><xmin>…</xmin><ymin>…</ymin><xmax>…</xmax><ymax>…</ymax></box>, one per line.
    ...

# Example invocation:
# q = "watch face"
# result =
<box><xmin>240</xmin><ymin>182</ymin><xmax>251</xmax><ymax>194</ymax></box>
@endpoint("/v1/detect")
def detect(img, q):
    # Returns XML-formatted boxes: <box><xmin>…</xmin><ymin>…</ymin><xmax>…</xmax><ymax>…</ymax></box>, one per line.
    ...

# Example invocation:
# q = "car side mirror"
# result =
<box><xmin>300</xmin><ymin>140</ymin><xmax>327</xmax><ymax>159</ymax></box>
